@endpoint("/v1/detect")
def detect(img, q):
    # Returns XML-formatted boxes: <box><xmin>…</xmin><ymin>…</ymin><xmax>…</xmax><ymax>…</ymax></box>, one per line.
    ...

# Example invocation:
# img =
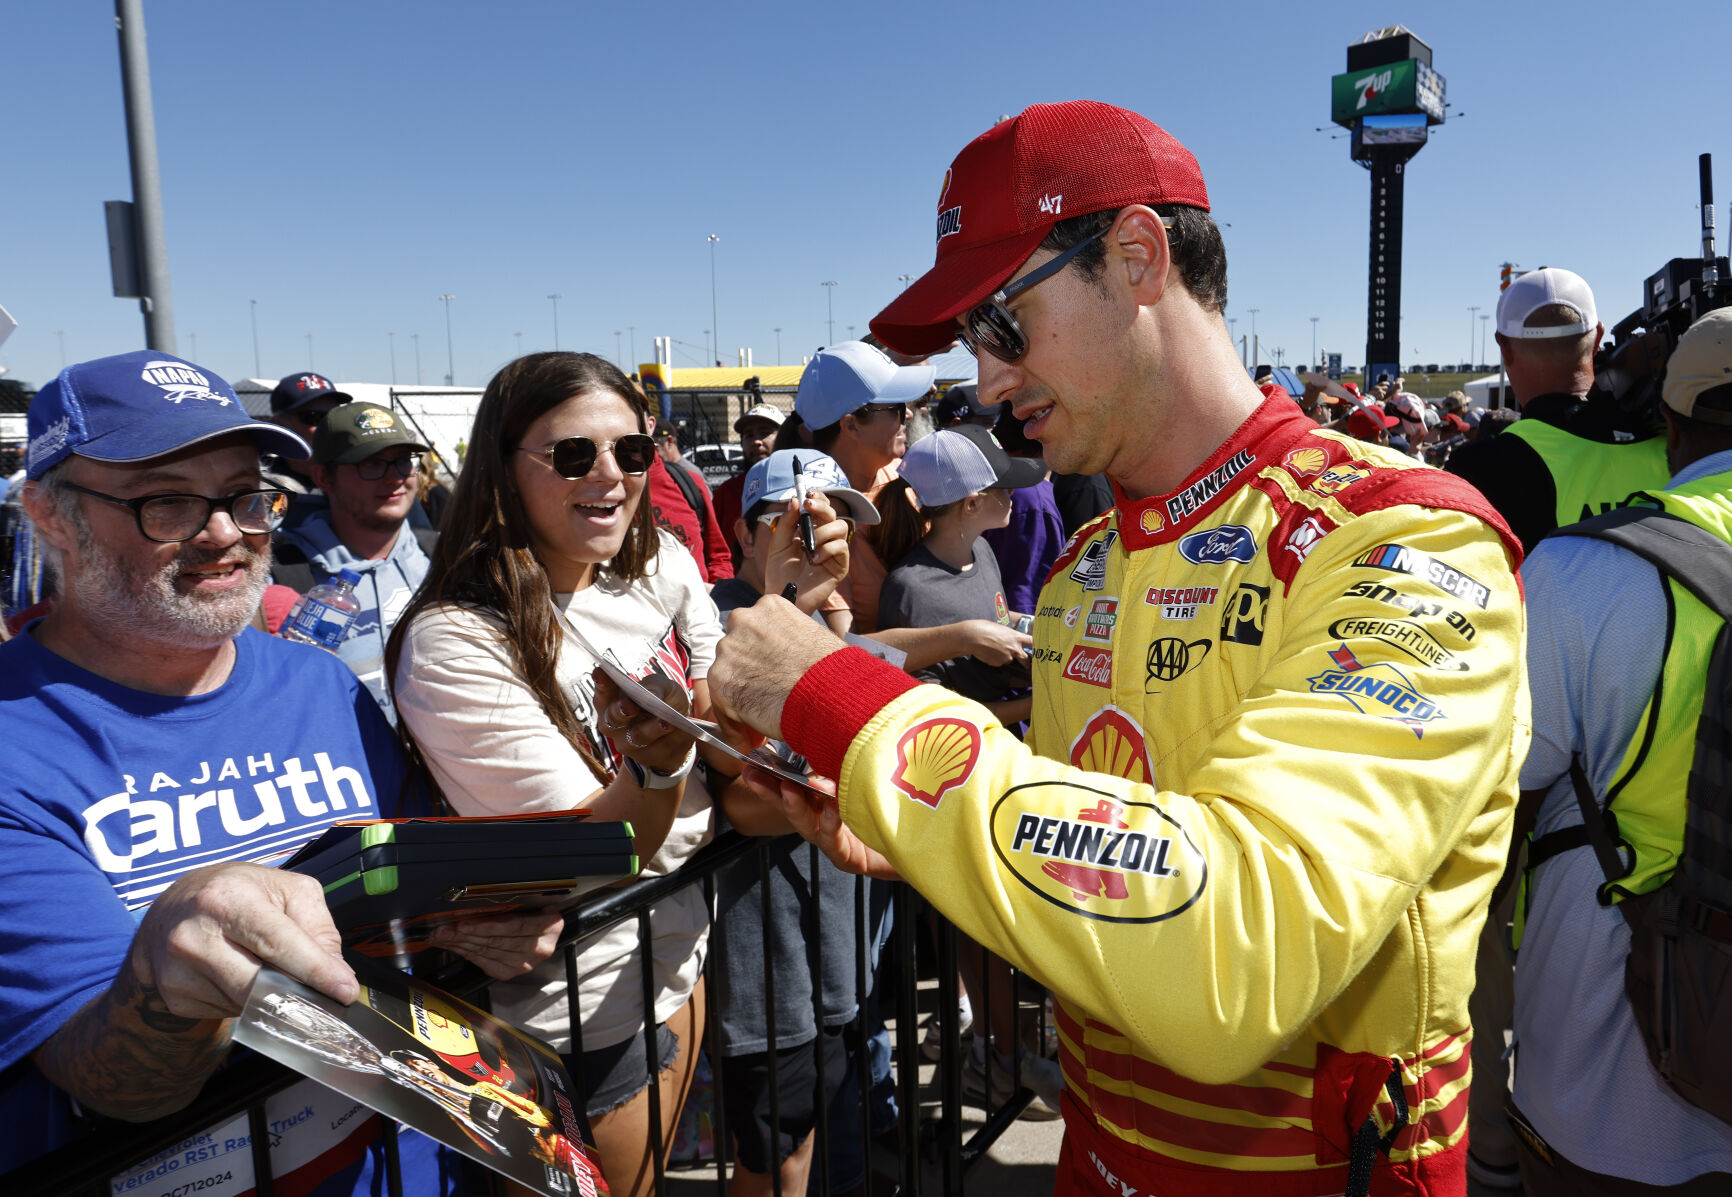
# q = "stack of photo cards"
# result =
<box><xmin>235</xmin><ymin>963</ymin><xmax>608</xmax><ymax>1197</ymax></box>
<box><xmin>286</xmin><ymin>812</ymin><xmax>637</xmax><ymax>960</ymax></box>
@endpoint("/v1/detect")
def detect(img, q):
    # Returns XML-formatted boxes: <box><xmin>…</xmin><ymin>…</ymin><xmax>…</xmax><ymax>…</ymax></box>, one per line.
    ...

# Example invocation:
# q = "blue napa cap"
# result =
<box><xmin>739</xmin><ymin>449</ymin><xmax>881</xmax><ymax>525</ymax></box>
<box><xmin>26</xmin><ymin>351</ymin><xmax>310</xmax><ymax>480</ymax></box>
<box><xmin>793</xmin><ymin>341</ymin><xmax>936</xmax><ymax>431</ymax></box>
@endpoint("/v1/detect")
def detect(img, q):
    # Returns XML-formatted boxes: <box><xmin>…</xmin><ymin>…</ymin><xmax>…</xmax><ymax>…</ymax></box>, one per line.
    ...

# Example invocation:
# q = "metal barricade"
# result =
<box><xmin>0</xmin><ymin>831</ymin><xmax>1054</xmax><ymax>1196</ymax></box>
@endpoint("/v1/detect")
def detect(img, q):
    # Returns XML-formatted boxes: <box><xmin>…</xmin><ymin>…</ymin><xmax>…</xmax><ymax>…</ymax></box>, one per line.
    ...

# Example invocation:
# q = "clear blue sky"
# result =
<box><xmin>4</xmin><ymin>1</ymin><xmax>1729</xmax><ymax>390</ymax></box>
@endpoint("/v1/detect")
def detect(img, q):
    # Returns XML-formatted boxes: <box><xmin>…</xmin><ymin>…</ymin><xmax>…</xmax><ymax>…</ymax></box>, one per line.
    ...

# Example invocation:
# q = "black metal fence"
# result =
<box><xmin>2</xmin><ymin>830</ymin><xmax>1054</xmax><ymax>1197</ymax></box>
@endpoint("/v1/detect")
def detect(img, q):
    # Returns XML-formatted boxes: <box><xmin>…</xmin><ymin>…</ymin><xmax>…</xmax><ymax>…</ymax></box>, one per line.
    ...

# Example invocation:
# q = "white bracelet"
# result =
<box><xmin>628</xmin><ymin>745</ymin><xmax>697</xmax><ymax>791</ymax></box>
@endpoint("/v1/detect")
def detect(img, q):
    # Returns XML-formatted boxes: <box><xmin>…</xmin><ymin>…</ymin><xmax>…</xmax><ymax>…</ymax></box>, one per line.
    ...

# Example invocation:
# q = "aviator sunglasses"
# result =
<box><xmin>517</xmin><ymin>433</ymin><xmax>657</xmax><ymax>479</ymax></box>
<box><xmin>957</xmin><ymin>216</ymin><xmax>1172</xmax><ymax>364</ymax></box>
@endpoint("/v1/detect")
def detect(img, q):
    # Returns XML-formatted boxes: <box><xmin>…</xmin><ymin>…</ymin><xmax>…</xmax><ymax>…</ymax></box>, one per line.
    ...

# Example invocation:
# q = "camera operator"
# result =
<box><xmin>1446</xmin><ymin>268</ymin><xmax>1670</xmax><ymax>554</ymax></box>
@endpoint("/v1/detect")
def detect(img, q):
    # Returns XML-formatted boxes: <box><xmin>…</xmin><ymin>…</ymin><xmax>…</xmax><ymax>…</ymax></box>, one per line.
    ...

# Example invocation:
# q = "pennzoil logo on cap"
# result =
<box><xmin>141</xmin><ymin>361</ymin><xmax>229</xmax><ymax>406</ymax></box>
<box><xmin>936</xmin><ymin>205</ymin><xmax>962</xmax><ymax>244</ymax></box>
<box><xmin>890</xmin><ymin>717</ymin><xmax>982</xmax><ymax>809</ymax></box>
<box><xmin>989</xmin><ymin>784</ymin><xmax>1208</xmax><ymax>922</ymax></box>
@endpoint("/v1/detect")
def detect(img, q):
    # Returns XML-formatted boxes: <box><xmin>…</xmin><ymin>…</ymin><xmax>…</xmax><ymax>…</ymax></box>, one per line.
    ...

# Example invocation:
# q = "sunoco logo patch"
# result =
<box><xmin>990</xmin><ymin>784</ymin><xmax>1207</xmax><ymax>922</ymax></box>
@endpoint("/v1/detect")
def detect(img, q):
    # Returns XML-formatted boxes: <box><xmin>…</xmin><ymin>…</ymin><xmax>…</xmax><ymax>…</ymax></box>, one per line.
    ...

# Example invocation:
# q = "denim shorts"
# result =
<box><xmin>566</xmin><ymin>1021</ymin><xmax>681</xmax><ymax>1119</ymax></box>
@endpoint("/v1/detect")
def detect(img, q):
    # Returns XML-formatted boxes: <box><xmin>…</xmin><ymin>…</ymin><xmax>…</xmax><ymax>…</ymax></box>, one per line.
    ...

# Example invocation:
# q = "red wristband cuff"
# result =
<box><xmin>783</xmin><ymin>646</ymin><xmax>920</xmax><ymax>780</ymax></box>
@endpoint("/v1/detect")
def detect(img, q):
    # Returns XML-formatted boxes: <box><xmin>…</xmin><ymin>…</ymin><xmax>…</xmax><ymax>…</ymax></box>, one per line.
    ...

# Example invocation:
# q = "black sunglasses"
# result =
<box><xmin>64</xmin><ymin>482</ymin><xmax>290</xmax><ymax>543</ymax></box>
<box><xmin>958</xmin><ymin>217</ymin><xmax>1172</xmax><ymax>363</ymax></box>
<box><xmin>852</xmin><ymin>402</ymin><xmax>909</xmax><ymax>423</ymax></box>
<box><xmin>518</xmin><ymin>433</ymin><xmax>657</xmax><ymax>479</ymax></box>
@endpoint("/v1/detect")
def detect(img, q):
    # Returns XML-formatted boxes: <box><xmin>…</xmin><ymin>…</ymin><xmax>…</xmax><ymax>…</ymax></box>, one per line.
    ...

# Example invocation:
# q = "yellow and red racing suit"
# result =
<box><xmin>781</xmin><ymin>398</ymin><xmax>1529</xmax><ymax>1196</ymax></box>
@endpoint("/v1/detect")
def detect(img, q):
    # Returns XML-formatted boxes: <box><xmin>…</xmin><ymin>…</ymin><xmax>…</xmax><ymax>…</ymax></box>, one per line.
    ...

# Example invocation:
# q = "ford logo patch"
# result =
<box><xmin>1177</xmin><ymin>525</ymin><xmax>1258</xmax><ymax>565</ymax></box>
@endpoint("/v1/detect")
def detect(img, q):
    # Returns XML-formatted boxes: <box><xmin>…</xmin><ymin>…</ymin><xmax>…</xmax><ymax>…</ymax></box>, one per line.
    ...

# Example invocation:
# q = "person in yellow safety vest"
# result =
<box><xmin>1509</xmin><ymin>307</ymin><xmax>1732</xmax><ymax>1193</ymax></box>
<box><xmin>1446</xmin><ymin>267</ymin><xmax>1670</xmax><ymax>555</ymax></box>
<box><xmin>709</xmin><ymin>100</ymin><xmax>1529</xmax><ymax>1197</ymax></box>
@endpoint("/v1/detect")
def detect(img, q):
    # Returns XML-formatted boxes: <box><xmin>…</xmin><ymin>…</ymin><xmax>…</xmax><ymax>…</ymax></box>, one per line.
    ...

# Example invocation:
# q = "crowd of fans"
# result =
<box><xmin>3</xmin><ymin>96</ymin><xmax>1731</xmax><ymax>1197</ymax></box>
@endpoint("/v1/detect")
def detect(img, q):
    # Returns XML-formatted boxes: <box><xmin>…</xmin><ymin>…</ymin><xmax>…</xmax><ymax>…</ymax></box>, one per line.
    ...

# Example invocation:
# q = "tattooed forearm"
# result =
<box><xmin>32</xmin><ymin>954</ymin><xmax>232</xmax><ymax>1121</ymax></box>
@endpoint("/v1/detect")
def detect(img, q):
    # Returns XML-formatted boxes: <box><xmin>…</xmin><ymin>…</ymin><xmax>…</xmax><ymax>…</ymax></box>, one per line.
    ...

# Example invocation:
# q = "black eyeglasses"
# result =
<box><xmin>517</xmin><ymin>433</ymin><xmax>657</xmax><ymax>479</ymax></box>
<box><xmin>852</xmin><ymin>402</ymin><xmax>909</xmax><ymax>423</ymax></box>
<box><xmin>354</xmin><ymin>453</ymin><xmax>421</xmax><ymax>481</ymax></box>
<box><xmin>64</xmin><ymin>482</ymin><xmax>290</xmax><ymax>543</ymax></box>
<box><xmin>958</xmin><ymin>217</ymin><xmax>1171</xmax><ymax>363</ymax></box>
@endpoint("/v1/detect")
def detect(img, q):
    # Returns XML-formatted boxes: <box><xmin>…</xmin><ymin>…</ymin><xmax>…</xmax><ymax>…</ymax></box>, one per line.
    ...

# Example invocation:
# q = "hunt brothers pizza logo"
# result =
<box><xmin>1063</xmin><ymin>646</ymin><xmax>1113</xmax><ymax>688</ymax></box>
<box><xmin>989</xmin><ymin>784</ymin><xmax>1208</xmax><ymax>922</ymax></box>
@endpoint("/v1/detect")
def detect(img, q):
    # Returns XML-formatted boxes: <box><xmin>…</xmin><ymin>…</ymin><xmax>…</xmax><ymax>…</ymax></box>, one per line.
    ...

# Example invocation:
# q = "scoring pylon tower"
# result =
<box><xmin>1331</xmin><ymin>25</ymin><xmax>1446</xmax><ymax>386</ymax></box>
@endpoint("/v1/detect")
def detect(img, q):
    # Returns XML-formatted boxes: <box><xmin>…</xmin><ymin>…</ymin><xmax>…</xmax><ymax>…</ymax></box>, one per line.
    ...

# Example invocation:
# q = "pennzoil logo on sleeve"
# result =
<box><xmin>990</xmin><ymin>784</ymin><xmax>1208</xmax><ymax>922</ymax></box>
<box><xmin>890</xmin><ymin>717</ymin><xmax>982</xmax><ymax>809</ymax></box>
<box><xmin>1165</xmin><ymin>448</ymin><xmax>1255</xmax><ymax>524</ymax></box>
<box><xmin>1352</xmin><ymin>544</ymin><xmax>1492</xmax><ymax>609</ymax></box>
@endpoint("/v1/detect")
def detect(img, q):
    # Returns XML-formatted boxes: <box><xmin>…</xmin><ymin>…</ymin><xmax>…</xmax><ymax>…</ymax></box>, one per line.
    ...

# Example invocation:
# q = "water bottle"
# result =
<box><xmin>281</xmin><ymin>568</ymin><xmax>363</xmax><ymax>653</ymax></box>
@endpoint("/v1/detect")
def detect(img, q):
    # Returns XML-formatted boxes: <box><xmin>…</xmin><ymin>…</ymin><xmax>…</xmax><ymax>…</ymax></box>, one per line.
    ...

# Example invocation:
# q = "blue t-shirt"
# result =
<box><xmin>0</xmin><ymin>625</ymin><xmax>457</xmax><ymax>1194</ymax></box>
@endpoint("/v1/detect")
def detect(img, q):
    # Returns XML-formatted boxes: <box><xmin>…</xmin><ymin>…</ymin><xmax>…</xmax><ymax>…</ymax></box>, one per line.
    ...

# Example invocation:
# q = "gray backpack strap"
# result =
<box><xmin>1560</xmin><ymin>506</ymin><xmax>1732</xmax><ymax>623</ymax></box>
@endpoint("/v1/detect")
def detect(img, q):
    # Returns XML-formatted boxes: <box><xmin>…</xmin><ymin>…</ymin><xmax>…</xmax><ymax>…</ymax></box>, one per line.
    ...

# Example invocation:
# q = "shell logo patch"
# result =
<box><xmin>891</xmin><ymin>717</ymin><xmax>982</xmax><ymax>809</ymax></box>
<box><xmin>1284</xmin><ymin>447</ymin><xmax>1328</xmax><ymax>477</ymax></box>
<box><xmin>356</xmin><ymin>408</ymin><xmax>396</xmax><ymax>431</ymax></box>
<box><xmin>1067</xmin><ymin>706</ymin><xmax>1153</xmax><ymax>785</ymax></box>
<box><xmin>990</xmin><ymin>782</ymin><xmax>1208</xmax><ymax>923</ymax></box>
<box><xmin>1140</xmin><ymin>507</ymin><xmax>1164</xmax><ymax>534</ymax></box>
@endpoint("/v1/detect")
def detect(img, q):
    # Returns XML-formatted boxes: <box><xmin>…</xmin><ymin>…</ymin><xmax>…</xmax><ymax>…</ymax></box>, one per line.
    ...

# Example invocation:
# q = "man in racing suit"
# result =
<box><xmin>710</xmin><ymin>100</ymin><xmax>1528</xmax><ymax>1197</ymax></box>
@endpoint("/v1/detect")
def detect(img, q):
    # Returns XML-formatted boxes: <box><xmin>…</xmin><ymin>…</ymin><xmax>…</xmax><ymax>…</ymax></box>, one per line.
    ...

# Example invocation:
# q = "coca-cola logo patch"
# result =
<box><xmin>1063</xmin><ymin>646</ymin><xmax>1113</xmax><ymax>689</ymax></box>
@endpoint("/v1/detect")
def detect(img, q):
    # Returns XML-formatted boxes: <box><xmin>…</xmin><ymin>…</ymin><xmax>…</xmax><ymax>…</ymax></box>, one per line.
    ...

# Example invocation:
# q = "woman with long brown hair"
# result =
<box><xmin>385</xmin><ymin>351</ymin><xmax>726</xmax><ymax>1197</ymax></box>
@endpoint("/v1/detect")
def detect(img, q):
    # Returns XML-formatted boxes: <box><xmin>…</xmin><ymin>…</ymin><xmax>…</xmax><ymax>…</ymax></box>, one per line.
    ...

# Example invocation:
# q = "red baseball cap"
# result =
<box><xmin>870</xmin><ymin>101</ymin><xmax>1211</xmax><ymax>356</ymax></box>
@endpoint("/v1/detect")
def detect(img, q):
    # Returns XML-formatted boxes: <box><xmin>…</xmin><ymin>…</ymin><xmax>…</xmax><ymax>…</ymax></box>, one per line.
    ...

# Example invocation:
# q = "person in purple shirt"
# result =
<box><xmin>982</xmin><ymin>403</ymin><xmax>1068</xmax><ymax>616</ymax></box>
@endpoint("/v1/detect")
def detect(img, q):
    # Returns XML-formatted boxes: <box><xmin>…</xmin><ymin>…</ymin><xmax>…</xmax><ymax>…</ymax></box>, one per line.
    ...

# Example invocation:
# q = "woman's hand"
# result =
<box><xmin>429</xmin><ymin>908</ymin><xmax>565</xmax><ymax>979</ymax></box>
<box><xmin>593</xmin><ymin>669</ymin><xmax>698</xmax><ymax>777</ymax></box>
<box><xmin>762</xmin><ymin>491</ymin><xmax>852</xmax><ymax>614</ymax></box>
<box><xmin>963</xmin><ymin>619</ymin><xmax>1033</xmax><ymax>666</ymax></box>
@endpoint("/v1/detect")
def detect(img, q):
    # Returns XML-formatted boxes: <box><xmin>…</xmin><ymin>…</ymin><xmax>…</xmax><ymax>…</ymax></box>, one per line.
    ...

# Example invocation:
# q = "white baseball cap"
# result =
<box><xmin>1496</xmin><ymin>267</ymin><xmax>1598</xmax><ymax>339</ymax></box>
<box><xmin>1663</xmin><ymin>308</ymin><xmax>1732</xmax><ymax>425</ymax></box>
<box><xmin>793</xmin><ymin>341</ymin><xmax>936</xmax><ymax>430</ymax></box>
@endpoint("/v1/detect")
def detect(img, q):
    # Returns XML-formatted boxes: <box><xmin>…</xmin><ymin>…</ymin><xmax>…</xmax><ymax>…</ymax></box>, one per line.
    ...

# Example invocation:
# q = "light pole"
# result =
<box><xmin>1480</xmin><ymin>314</ymin><xmax>1490</xmax><ymax>368</ymax></box>
<box><xmin>821</xmin><ymin>281</ymin><xmax>838</xmax><ymax>346</ymax></box>
<box><xmin>115</xmin><ymin>0</ymin><xmax>177</xmax><ymax>352</ymax></box>
<box><xmin>898</xmin><ymin>274</ymin><xmax>914</xmax><ymax>291</ymax></box>
<box><xmin>187</xmin><ymin>331</ymin><xmax>195</xmax><ymax>362</ymax></box>
<box><xmin>1248</xmin><ymin>308</ymin><xmax>1260</xmax><ymax>367</ymax></box>
<box><xmin>411</xmin><ymin>333</ymin><xmax>422</xmax><ymax>384</ymax></box>
<box><xmin>627</xmin><ymin>326</ymin><xmax>636</xmax><ymax>370</ymax></box>
<box><xmin>249</xmin><ymin>298</ymin><xmax>260</xmax><ymax>377</ymax></box>
<box><xmin>388</xmin><ymin>331</ymin><xmax>397</xmax><ymax>384</ymax></box>
<box><xmin>1467</xmin><ymin>305</ymin><xmax>1480</xmax><ymax>370</ymax></box>
<box><xmin>547</xmin><ymin>293</ymin><xmax>563</xmax><ymax>350</ymax></box>
<box><xmin>707</xmin><ymin>234</ymin><xmax>720</xmax><ymax>368</ymax></box>
<box><xmin>1228</xmin><ymin>317</ymin><xmax>1238</xmax><ymax>366</ymax></box>
<box><xmin>305</xmin><ymin>332</ymin><xmax>314</xmax><ymax>370</ymax></box>
<box><xmin>773</xmin><ymin>328</ymin><xmax>782</xmax><ymax>365</ymax></box>
<box><xmin>615</xmin><ymin>330</ymin><xmax>624</xmax><ymax>369</ymax></box>
<box><xmin>438</xmin><ymin>294</ymin><xmax>455</xmax><ymax>385</ymax></box>
<box><xmin>1310</xmin><ymin>316</ymin><xmax>1319</xmax><ymax>368</ymax></box>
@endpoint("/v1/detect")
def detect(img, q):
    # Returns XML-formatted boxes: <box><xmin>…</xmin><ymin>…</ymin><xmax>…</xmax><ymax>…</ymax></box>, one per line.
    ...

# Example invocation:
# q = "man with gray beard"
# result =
<box><xmin>0</xmin><ymin>352</ymin><xmax>560</xmax><ymax>1194</ymax></box>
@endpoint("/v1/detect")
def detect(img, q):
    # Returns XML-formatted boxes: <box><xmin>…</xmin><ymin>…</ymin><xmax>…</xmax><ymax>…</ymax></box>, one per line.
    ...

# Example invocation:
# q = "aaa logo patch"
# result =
<box><xmin>891</xmin><ymin>717</ymin><xmax>982</xmax><ymax>809</ymax></box>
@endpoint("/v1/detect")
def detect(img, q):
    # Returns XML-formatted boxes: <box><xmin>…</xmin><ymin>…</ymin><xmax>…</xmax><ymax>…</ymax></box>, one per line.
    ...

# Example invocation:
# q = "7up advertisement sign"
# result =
<box><xmin>1331</xmin><ymin>58</ymin><xmax>1445</xmax><ymax>125</ymax></box>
